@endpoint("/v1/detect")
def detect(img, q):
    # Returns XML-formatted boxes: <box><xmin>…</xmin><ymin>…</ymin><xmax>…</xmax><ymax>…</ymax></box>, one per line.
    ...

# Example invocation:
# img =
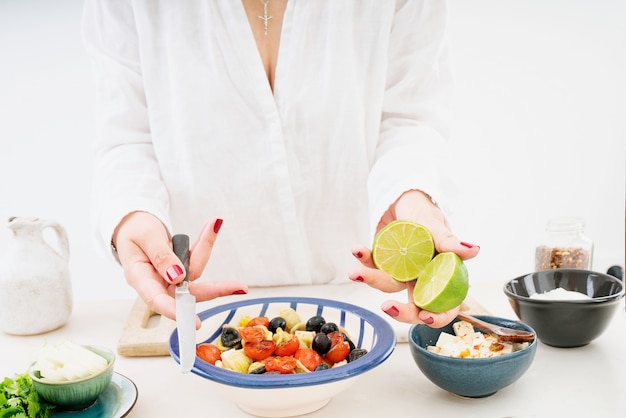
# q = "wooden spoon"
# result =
<box><xmin>456</xmin><ymin>312</ymin><xmax>535</xmax><ymax>343</ymax></box>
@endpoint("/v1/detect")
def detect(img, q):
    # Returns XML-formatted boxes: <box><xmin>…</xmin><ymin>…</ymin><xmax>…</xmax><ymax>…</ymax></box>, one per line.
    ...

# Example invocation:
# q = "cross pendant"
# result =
<box><xmin>258</xmin><ymin>1</ymin><xmax>272</xmax><ymax>36</ymax></box>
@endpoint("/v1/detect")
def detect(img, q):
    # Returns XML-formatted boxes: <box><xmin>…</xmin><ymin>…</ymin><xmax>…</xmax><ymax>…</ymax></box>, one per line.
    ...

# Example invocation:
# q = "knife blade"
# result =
<box><xmin>172</xmin><ymin>234</ymin><xmax>196</xmax><ymax>373</ymax></box>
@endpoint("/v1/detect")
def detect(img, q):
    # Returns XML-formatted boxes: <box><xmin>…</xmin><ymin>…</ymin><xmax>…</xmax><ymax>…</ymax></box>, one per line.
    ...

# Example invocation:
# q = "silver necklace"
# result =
<box><xmin>258</xmin><ymin>0</ymin><xmax>272</xmax><ymax>36</ymax></box>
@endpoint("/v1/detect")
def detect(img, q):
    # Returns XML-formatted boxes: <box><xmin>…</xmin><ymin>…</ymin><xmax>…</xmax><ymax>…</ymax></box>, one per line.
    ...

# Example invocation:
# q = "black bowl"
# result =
<box><xmin>504</xmin><ymin>269</ymin><xmax>624</xmax><ymax>347</ymax></box>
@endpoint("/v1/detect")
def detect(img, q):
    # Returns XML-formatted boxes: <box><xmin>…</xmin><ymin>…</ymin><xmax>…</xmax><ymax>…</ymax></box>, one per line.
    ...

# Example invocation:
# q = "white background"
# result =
<box><xmin>0</xmin><ymin>0</ymin><xmax>624</xmax><ymax>301</ymax></box>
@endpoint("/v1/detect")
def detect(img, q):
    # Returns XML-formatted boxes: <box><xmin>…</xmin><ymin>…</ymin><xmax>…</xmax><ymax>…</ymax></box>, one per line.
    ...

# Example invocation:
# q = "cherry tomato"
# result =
<box><xmin>322</xmin><ymin>331</ymin><xmax>353</xmax><ymax>363</ymax></box>
<box><xmin>295</xmin><ymin>348</ymin><xmax>323</xmax><ymax>371</ymax></box>
<box><xmin>196</xmin><ymin>343</ymin><xmax>222</xmax><ymax>365</ymax></box>
<box><xmin>325</xmin><ymin>341</ymin><xmax>350</xmax><ymax>363</ymax></box>
<box><xmin>274</xmin><ymin>334</ymin><xmax>299</xmax><ymax>357</ymax></box>
<box><xmin>246</xmin><ymin>316</ymin><xmax>270</xmax><ymax>328</ymax></box>
<box><xmin>327</xmin><ymin>331</ymin><xmax>345</xmax><ymax>346</ymax></box>
<box><xmin>243</xmin><ymin>340</ymin><xmax>276</xmax><ymax>361</ymax></box>
<box><xmin>264</xmin><ymin>356</ymin><xmax>297</xmax><ymax>374</ymax></box>
<box><xmin>240</xmin><ymin>326</ymin><xmax>266</xmax><ymax>344</ymax></box>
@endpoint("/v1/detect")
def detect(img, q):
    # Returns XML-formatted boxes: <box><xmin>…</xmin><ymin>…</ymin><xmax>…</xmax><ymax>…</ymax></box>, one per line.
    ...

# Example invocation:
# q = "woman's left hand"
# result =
<box><xmin>349</xmin><ymin>190</ymin><xmax>480</xmax><ymax>328</ymax></box>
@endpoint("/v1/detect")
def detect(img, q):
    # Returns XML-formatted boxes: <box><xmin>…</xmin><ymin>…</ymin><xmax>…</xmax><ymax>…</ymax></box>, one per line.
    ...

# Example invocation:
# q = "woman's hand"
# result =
<box><xmin>113</xmin><ymin>212</ymin><xmax>248</xmax><ymax>329</ymax></box>
<box><xmin>349</xmin><ymin>190</ymin><xmax>479</xmax><ymax>328</ymax></box>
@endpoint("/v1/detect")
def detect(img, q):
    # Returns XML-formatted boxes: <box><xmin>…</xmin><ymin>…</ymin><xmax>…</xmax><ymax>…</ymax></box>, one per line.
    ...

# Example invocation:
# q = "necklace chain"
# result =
<box><xmin>257</xmin><ymin>0</ymin><xmax>272</xmax><ymax>36</ymax></box>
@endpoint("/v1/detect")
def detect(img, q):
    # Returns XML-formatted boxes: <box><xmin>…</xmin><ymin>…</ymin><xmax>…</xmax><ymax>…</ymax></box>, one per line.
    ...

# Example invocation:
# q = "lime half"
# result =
<box><xmin>413</xmin><ymin>252</ymin><xmax>469</xmax><ymax>313</ymax></box>
<box><xmin>372</xmin><ymin>220</ymin><xmax>435</xmax><ymax>282</ymax></box>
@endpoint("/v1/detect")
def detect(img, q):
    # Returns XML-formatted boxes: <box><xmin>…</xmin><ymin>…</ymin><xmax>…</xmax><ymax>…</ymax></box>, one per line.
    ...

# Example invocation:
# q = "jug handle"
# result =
<box><xmin>40</xmin><ymin>219</ymin><xmax>70</xmax><ymax>262</ymax></box>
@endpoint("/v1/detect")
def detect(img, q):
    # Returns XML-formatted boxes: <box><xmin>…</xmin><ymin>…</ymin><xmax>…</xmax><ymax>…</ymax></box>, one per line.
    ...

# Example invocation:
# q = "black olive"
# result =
<box><xmin>342</xmin><ymin>333</ymin><xmax>355</xmax><ymax>351</ymax></box>
<box><xmin>607</xmin><ymin>265</ymin><xmax>624</xmax><ymax>280</ymax></box>
<box><xmin>314</xmin><ymin>363</ymin><xmax>329</xmax><ymax>372</ymax></box>
<box><xmin>249</xmin><ymin>366</ymin><xmax>266</xmax><ymax>374</ymax></box>
<box><xmin>221</xmin><ymin>327</ymin><xmax>242</xmax><ymax>348</ymax></box>
<box><xmin>311</xmin><ymin>332</ymin><xmax>332</xmax><ymax>355</ymax></box>
<box><xmin>320</xmin><ymin>322</ymin><xmax>339</xmax><ymax>334</ymax></box>
<box><xmin>348</xmin><ymin>348</ymin><xmax>368</xmax><ymax>362</ymax></box>
<box><xmin>268</xmin><ymin>316</ymin><xmax>287</xmax><ymax>333</ymax></box>
<box><xmin>306</xmin><ymin>315</ymin><xmax>326</xmax><ymax>332</ymax></box>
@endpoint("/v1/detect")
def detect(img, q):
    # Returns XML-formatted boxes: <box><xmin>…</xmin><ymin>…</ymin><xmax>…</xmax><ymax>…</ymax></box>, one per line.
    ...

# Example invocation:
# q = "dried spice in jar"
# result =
<box><xmin>535</xmin><ymin>217</ymin><xmax>593</xmax><ymax>271</ymax></box>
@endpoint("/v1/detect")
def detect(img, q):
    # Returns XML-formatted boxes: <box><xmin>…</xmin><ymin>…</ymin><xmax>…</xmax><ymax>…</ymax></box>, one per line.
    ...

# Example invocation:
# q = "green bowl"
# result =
<box><xmin>29</xmin><ymin>345</ymin><xmax>115</xmax><ymax>410</ymax></box>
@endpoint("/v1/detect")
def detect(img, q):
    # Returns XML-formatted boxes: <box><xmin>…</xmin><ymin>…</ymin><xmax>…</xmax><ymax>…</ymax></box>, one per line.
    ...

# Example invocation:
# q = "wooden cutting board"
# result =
<box><xmin>117</xmin><ymin>295</ymin><xmax>491</xmax><ymax>357</ymax></box>
<box><xmin>459</xmin><ymin>296</ymin><xmax>491</xmax><ymax>316</ymax></box>
<box><xmin>117</xmin><ymin>297</ymin><xmax>176</xmax><ymax>357</ymax></box>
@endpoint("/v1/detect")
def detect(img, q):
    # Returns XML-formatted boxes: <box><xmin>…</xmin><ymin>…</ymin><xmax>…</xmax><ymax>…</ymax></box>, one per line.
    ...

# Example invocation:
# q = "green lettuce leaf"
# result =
<box><xmin>0</xmin><ymin>373</ymin><xmax>55</xmax><ymax>418</ymax></box>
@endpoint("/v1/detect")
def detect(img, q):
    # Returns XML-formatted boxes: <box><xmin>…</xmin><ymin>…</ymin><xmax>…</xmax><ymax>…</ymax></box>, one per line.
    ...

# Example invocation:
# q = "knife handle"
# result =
<box><xmin>172</xmin><ymin>234</ymin><xmax>190</xmax><ymax>283</ymax></box>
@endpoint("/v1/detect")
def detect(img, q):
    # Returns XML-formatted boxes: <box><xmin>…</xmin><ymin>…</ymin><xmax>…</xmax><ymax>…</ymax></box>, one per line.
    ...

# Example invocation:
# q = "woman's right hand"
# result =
<box><xmin>112</xmin><ymin>212</ymin><xmax>248</xmax><ymax>329</ymax></box>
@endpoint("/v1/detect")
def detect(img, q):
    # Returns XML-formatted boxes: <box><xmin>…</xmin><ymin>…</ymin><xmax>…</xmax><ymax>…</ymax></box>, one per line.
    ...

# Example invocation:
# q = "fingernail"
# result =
<box><xmin>213</xmin><ymin>218</ymin><xmax>224</xmax><ymax>234</ymax></box>
<box><xmin>383</xmin><ymin>305</ymin><xmax>400</xmax><ymax>317</ymax></box>
<box><xmin>232</xmin><ymin>289</ymin><xmax>247</xmax><ymax>295</ymax></box>
<box><xmin>352</xmin><ymin>251</ymin><xmax>363</xmax><ymax>259</ymax></box>
<box><xmin>166</xmin><ymin>265</ymin><xmax>183</xmax><ymax>282</ymax></box>
<box><xmin>423</xmin><ymin>316</ymin><xmax>434</xmax><ymax>325</ymax></box>
<box><xmin>461</xmin><ymin>242</ymin><xmax>477</xmax><ymax>248</ymax></box>
<box><xmin>350</xmin><ymin>276</ymin><xmax>364</xmax><ymax>282</ymax></box>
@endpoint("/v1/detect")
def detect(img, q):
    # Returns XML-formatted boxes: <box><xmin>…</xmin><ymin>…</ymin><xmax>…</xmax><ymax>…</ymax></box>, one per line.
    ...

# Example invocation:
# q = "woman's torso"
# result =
<box><xmin>130</xmin><ymin>1</ymin><xmax>400</xmax><ymax>285</ymax></box>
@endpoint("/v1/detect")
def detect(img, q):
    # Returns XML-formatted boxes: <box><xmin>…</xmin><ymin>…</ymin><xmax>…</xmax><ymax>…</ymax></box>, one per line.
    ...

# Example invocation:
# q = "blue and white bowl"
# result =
<box><xmin>169</xmin><ymin>297</ymin><xmax>395</xmax><ymax>417</ymax></box>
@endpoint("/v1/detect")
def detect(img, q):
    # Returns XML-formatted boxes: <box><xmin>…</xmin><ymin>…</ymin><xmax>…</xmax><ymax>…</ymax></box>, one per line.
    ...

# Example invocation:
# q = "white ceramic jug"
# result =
<box><xmin>0</xmin><ymin>216</ymin><xmax>73</xmax><ymax>335</ymax></box>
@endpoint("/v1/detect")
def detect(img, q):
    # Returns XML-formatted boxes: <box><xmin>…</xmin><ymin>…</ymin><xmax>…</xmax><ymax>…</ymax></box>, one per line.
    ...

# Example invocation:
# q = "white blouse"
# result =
<box><xmin>82</xmin><ymin>0</ymin><xmax>455</xmax><ymax>286</ymax></box>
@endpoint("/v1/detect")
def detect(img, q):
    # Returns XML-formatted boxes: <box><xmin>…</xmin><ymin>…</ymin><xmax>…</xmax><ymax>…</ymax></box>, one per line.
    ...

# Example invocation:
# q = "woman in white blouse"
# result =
<box><xmin>82</xmin><ymin>0</ymin><xmax>479</xmax><ymax>329</ymax></box>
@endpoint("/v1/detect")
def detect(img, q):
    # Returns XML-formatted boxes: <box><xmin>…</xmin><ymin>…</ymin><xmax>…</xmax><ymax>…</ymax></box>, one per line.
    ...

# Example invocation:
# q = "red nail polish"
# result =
<box><xmin>232</xmin><ymin>289</ymin><xmax>247</xmax><ymax>295</ymax></box>
<box><xmin>351</xmin><ymin>276</ymin><xmax>364</xmax><ymax>282</ymax></box>
<box><xmin>384</xmin><ymin>306</ymin><xmax>400</xmax><ymax>317</ymax></box>
<box><xmin>213</xmin><ymin>219</ymin><xmax>223</xmax><ymax>234</ymax></box>
<box><xmin>461</xmin><ymin>242</ymin><xmax>476</xmax><ymax>248</ymax></box>
<box><xmin>166</xmin><ymin>265</ymin><xmax>183</xmax><ymax>282</ymax></box>
<box><xmin>423</xmin><ymin>316</ymin><xmax>434</xmax><ymax>325</ymax></box>
<box><xmin>353</xmin><ymin>251</ymin><xmax>363</xmax><ymax>259</ymax></box>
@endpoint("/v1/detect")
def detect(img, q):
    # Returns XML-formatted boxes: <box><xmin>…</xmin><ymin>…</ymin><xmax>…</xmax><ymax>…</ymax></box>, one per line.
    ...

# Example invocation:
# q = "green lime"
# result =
<box><xmin>372</xmin><ymin>220</ymin><xmax>435</xmax><ymax>282</ymax></box>
<box><xmin>413</xmin><ymin>252</ymin><xmax>469</xmax><ymax>313</ymax></box>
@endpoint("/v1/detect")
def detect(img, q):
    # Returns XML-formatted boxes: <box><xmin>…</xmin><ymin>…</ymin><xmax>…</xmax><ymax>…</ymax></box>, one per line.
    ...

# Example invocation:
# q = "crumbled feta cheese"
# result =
<box><xmin>427</xmin><ymin>321</ymin><xmax>529</xmax><ymax>359</ymax></box>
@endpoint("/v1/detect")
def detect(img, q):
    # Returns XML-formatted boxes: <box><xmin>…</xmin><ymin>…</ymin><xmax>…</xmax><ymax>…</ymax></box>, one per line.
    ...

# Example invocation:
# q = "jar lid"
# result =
<box><xmin>545</xmin><ymin>217</ymin><xmax>586</xmax><ymax>232</ymax></box>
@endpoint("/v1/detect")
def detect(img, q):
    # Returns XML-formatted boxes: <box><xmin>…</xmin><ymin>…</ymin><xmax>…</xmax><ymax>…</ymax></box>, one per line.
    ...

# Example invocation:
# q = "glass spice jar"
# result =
<box><xmin>534</xmin><ymin>217</ymin><xmax>593</xmax><ymax>271</ymax></box>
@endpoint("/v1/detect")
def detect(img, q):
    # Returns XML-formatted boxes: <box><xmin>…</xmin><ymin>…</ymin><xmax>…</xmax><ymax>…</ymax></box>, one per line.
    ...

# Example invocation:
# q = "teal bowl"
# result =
<box><xmin>409</xmin><ymin>316</ymin><xmax>537</xmax><ymax>398</ymax></box>
<box><xmin>29</xmin><ymin>345</ymin><xmax>115</xmax><ymax>410</ymax></box>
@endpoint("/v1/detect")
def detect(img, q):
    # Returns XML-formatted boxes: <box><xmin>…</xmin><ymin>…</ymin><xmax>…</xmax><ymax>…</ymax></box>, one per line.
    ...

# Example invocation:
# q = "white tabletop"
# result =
<box><xmin>1</xmin><ymin>280</ymin><xmax>624</xmax><ymax>417</ymax></box>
